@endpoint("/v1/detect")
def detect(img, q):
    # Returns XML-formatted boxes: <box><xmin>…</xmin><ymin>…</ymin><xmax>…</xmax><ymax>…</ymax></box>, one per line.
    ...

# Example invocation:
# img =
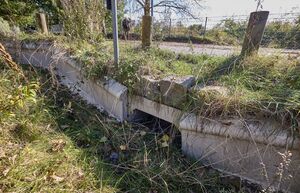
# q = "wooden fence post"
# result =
<box><xmin>36</xmin><ymin>12</ymin><xmax>48</xmax><ymax>34</ymax></box>
<box><xmin>203</xmin><ymin>17</ymin><xmax>208</xmax><ymax>38</ymax></box>
<box><xmin>142</xmin><ymin>0</ymin><xmax>152</xmax><ymax>48</ymax></box>
<box><xmin>241</xmin><ymin>11</ymin><xmax>269</xmax><ymax>56</ymax></box>
<box><xmin>142</xmin><ymin>15</ymin><xmax>152</xmax><ymax>47</ymax></box>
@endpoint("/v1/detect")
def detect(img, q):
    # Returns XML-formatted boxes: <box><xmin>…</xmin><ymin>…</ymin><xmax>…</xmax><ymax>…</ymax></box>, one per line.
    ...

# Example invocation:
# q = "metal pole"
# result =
<box><xmin>151</xmin><ymin>0</ymin><xmax>154</xmax><ymax>17</ymax></box>
<box><xmin>112</xmin><ymin>0</ymin><xmax>119</xmax><ymax>67</ymax></box>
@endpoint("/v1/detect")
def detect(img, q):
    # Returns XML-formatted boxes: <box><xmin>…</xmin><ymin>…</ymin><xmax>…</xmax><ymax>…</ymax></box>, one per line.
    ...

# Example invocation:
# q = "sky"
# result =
<box><xmin>201</xmin><ymin>0</ymin><xmax>300</xmax><ymax>17</ymax></box>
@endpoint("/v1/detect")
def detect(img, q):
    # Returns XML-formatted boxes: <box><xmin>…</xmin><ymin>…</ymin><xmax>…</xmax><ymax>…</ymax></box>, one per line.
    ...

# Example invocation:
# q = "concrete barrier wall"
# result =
<box><xmin>180</xmin><ymin>114</ymin><xmax>300</xmax><ymax>191</ymax></box>
<box><xmin>4</xmin><ymin>40</ymin><xmax>128</xmax><ymax>121</ymax></box>
<box><xmin>2</xmin><ymin>39</ymin><xmax>300</xmax><ymax>192</ymax></box>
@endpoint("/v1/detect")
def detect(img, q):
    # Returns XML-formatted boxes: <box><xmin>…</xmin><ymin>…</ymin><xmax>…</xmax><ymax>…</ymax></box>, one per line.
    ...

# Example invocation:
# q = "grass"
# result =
<box><xmin>57</xmin><ymin>38</ymin><xmax>300</xmax><ymax>132</ymax></box>
<box><xmin>0</xmin><ymin>57</ymin><xmax>245</xmax><ymax>192</ymax></box>
<box><xmin>3</xmin><ymin>35</ymin><xmax>300</xmax><ymax>132</ymax></box>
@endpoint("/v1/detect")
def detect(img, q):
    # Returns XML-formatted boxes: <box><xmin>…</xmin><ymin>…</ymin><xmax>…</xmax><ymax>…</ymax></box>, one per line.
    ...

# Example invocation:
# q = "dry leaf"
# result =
<box><xmin>51</xmin><ymin>139</ymin><xmax>66</xmax><ymax>152</ymax></box>
<box><xmin>3</xmin><ymin>168</ymin><xmax>10</xmax><ymax>176</ymax></box>
<box><xmin>0</xmin><ymin>148</ymin><xmax>5</xmax><ymax>158</ymax></box>
<box><xmin>60</xmin><ymin>125</ymin><xmax>70</xmax><ymax>129</ymax></box>
<box><xmin>161</xmin><ymin>142</ymin><xmax>169</xmax><ymax>148</ymax></box>
<box><xmin>140</xmin><ymin>131</ymin><xmax>147</xmax><ymax>136</ymax></box>
<box><xmin>119</xmin><ymin>145</ymin><xmax>127</xmax><ymax>151</ymax></box>
<box><xmin>161</xmin><ymin>134</ymin><xmax>169</xmax><ymax>142</ymax></box>
<box><xmin>100</xmin><ymin>136</ymin><xmax>108</xmax><ymax>143</ymax></box>
<box><xmin>50</xmin><ymin>174</ymin><xmax>64</xmax><ymax>183</ymax></box>
<box><xmin>77</xmin><ymin>170</ymin><xmax>84</xmax><ymax>179</ymax></box>
<box><xmin>9</xmin><ymin>154</ymin><xmax>17</xmax><ymax>165</ymax></box>
<box><xmin>24</xmin><ymin>176</ymin><xmax>34</xmax><ymax>182</ymax></box>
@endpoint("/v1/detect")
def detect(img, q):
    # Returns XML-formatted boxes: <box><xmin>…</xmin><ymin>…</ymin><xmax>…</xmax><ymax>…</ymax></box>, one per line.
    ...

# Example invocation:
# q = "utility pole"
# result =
<box><xmin>111</xmin><ymin>0</ymin><xmax>119</xmax><ymax>67</ymax></box>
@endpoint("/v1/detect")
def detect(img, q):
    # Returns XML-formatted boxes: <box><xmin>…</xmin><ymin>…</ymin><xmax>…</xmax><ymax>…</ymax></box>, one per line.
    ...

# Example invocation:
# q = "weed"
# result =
<box><xmin>54</xmin><ymin>38</ymin><xmax>300</xmax><ymax>132</ymax></box>
<box><xmin>0</xmin><ymin>55</ymin><xmax>243</xmax><ymax>192</ymax></box>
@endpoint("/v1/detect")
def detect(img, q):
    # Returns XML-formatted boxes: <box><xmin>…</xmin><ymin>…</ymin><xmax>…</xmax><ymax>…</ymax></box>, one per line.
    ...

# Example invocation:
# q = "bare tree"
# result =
<box><xmin>128</xmin><ymin>0</ymin><xmax>203</xmax><ymax>18</ymax></box>
<box><xmin>255</xmin><ymin>0</ymin><xmax>264</xmax><ymax>11</ymax></box>
<box><xmin>126</xmin><ymin>0</ymin><xmax>203</xmax><ymax>47</ymax></box>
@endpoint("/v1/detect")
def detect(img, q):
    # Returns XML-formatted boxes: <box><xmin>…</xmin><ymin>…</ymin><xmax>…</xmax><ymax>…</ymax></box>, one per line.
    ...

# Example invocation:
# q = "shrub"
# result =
<box><xmin>59</xmin><ymin>0</ymin><xmax>106</xmax><ymax>40</ymax></box>
<box><xmin>0</xmin><ymin>17</ymin><xmax>12</xmax><ymax>37</ymax></box>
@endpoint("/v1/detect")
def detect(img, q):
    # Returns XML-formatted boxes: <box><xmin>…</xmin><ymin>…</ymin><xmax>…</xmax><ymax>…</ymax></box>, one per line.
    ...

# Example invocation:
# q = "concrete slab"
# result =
<box><xmin>129</xmin><ymin>95</ymin><xmax>184</xmax><ymax>125</ymax></box>
<box><xmin>180</xmin><ymin>114</ymin><xmax>300</xmax><ymax>192</ymax></box>
<box><xmin>160</xmin><ymin>75</ymin><xmax>195</xmax><ymax>107</ymax></box>
<box><xmin>52</xmin><ymin>55</ymin><xmax>128</xmax><ymax>121</ymax></box>
<box><xmin>134</xmin><ymin>75</ymin><xmax>161</xmax><ymax>102</ymax></box>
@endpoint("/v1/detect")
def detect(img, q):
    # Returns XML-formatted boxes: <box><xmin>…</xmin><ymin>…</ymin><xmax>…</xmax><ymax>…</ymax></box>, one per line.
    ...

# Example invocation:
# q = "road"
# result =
<box><xmin>122</xmin><ymin>41</ymin><xmax>300</xmax><ymax>57</ymax></box>
<box><xmin>158</xmin><ymin>42</ymin><xmax>300</xmax><ymax>57</ymax></box>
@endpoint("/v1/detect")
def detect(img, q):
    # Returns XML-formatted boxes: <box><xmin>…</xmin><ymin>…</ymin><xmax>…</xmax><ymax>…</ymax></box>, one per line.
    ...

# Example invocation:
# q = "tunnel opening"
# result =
<box><xmin>129</xmin><ymin>109</ymin><xmax>182</xmax><ymax>149</ymax></box>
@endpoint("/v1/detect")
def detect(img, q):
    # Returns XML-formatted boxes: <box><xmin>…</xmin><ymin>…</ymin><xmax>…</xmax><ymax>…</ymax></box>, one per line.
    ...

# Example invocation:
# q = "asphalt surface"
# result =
<box><xmin>122</xmin><ymin>41</ymin><xmax>300</xmax><ymax>57</ymax></box>
<box><xmin>157</xmin><ymin>42</ymin><xmax>300</xmax><ymax>57</ymax></box>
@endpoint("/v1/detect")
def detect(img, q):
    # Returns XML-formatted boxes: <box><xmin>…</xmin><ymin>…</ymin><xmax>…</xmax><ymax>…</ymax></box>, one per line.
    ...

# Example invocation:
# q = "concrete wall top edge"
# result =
<box><xmin>180</xmin><ymin>113</ymin><xmax>300</xmax><ymax>149</ymax></box>
<box><xmin>2</xmin><ymin>40</ymin><xmax>53</xmax><ymax>52</ymax></box>
<box><xmin>100</xmin><ymin>79</ymin><xmax>128</xmax><ymax>99</ymax></box>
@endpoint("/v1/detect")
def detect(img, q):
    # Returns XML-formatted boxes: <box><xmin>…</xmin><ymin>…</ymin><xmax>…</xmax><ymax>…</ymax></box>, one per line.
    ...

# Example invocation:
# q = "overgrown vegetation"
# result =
<box><xmin>262</xmin><ymin>18</ymin><xmax>300</xmax><ymax>49</ymax></box>
<box><xmin>189</xmin><ymin>55</ymin><xmax>300</xmax><ymax>132</ymax></box>
<box><xmin>0</xmin><ymin>0</ymin><xmax>60</xmax><ymax>29</ymax></box>
<box><xmin>0</xmin><ymin>0</ymin><xmax>105</xmax><ymax>40</ymax></box>
<box><xmin>6</xmin><ymin>33</ymin><xmax>299</xmax><ymax>129</ymax></box>
<box><xmin>149</xmin><ymin>17</ymin><xmax>300</xmax><ymax>48</ymax></box>
<box><xmin>55</xmin><ymin>38</ymin><xmax>300</xmax><ymax>132</ymax></box>
<box><xmin>1</xmin><ymin>51</ymin><xmax>249</xmax><ymax>192</ymax></box>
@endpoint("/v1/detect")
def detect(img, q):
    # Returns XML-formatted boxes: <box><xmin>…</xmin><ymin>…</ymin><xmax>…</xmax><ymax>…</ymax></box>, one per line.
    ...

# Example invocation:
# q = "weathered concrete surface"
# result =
<box><xmin>52</xmin><ymin>56</ymin><xmax>128</xmax><ymax>121</ymax></box>
<box><xmin>160</xmin><ymin>75</ymin><xmax>195</xmax><ymax>107</ymax></box>
<box><xmin>180</xmin><ymin>114</ymin><xmax>300</xmax><ymax>192</ymax></box>
<box><xmin>4</xmin><ymin>40</ymin><xmax>53</xmax><ymax>68</ymax></box>
<box><xmin>3</xmin><ymin>40</ymin><xmax>128</xmax><ymax>121</ymax></box>
<box><xmin>134</xmin><ymin>75</ymin><xmax>161</xmax><ymax>102</ymax></box>
<box><xmin>129</xmin><ymin>95</ymin><xmax>184</xmax><ymax>124</ymax></box>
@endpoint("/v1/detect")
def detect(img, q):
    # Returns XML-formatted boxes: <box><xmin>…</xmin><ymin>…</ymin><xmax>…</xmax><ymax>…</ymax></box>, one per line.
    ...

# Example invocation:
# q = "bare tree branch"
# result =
<box><xmin>127</xmin><ymin>0</ymin><xmax>203</xmax><ymax>18</ymax></box>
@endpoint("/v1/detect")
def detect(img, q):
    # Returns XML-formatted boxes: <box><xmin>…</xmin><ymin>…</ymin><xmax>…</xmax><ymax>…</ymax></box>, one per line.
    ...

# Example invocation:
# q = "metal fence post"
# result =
<box><xmin>151</xmin><ymin>0</ymin><xmax>154</xmax><ymax>17</ymax></box>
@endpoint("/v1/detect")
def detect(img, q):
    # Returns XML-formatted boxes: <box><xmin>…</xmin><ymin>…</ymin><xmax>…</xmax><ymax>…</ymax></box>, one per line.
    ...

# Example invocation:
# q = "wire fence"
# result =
<box><xmin>129</xmin><ymin>12</ymin><xmax>300</xmax><ymax>49</ymax></box>
<box><xmin>151</xmin><ymin>12</ymin><xmax>300</xmax><ymax>30</ymax></box>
